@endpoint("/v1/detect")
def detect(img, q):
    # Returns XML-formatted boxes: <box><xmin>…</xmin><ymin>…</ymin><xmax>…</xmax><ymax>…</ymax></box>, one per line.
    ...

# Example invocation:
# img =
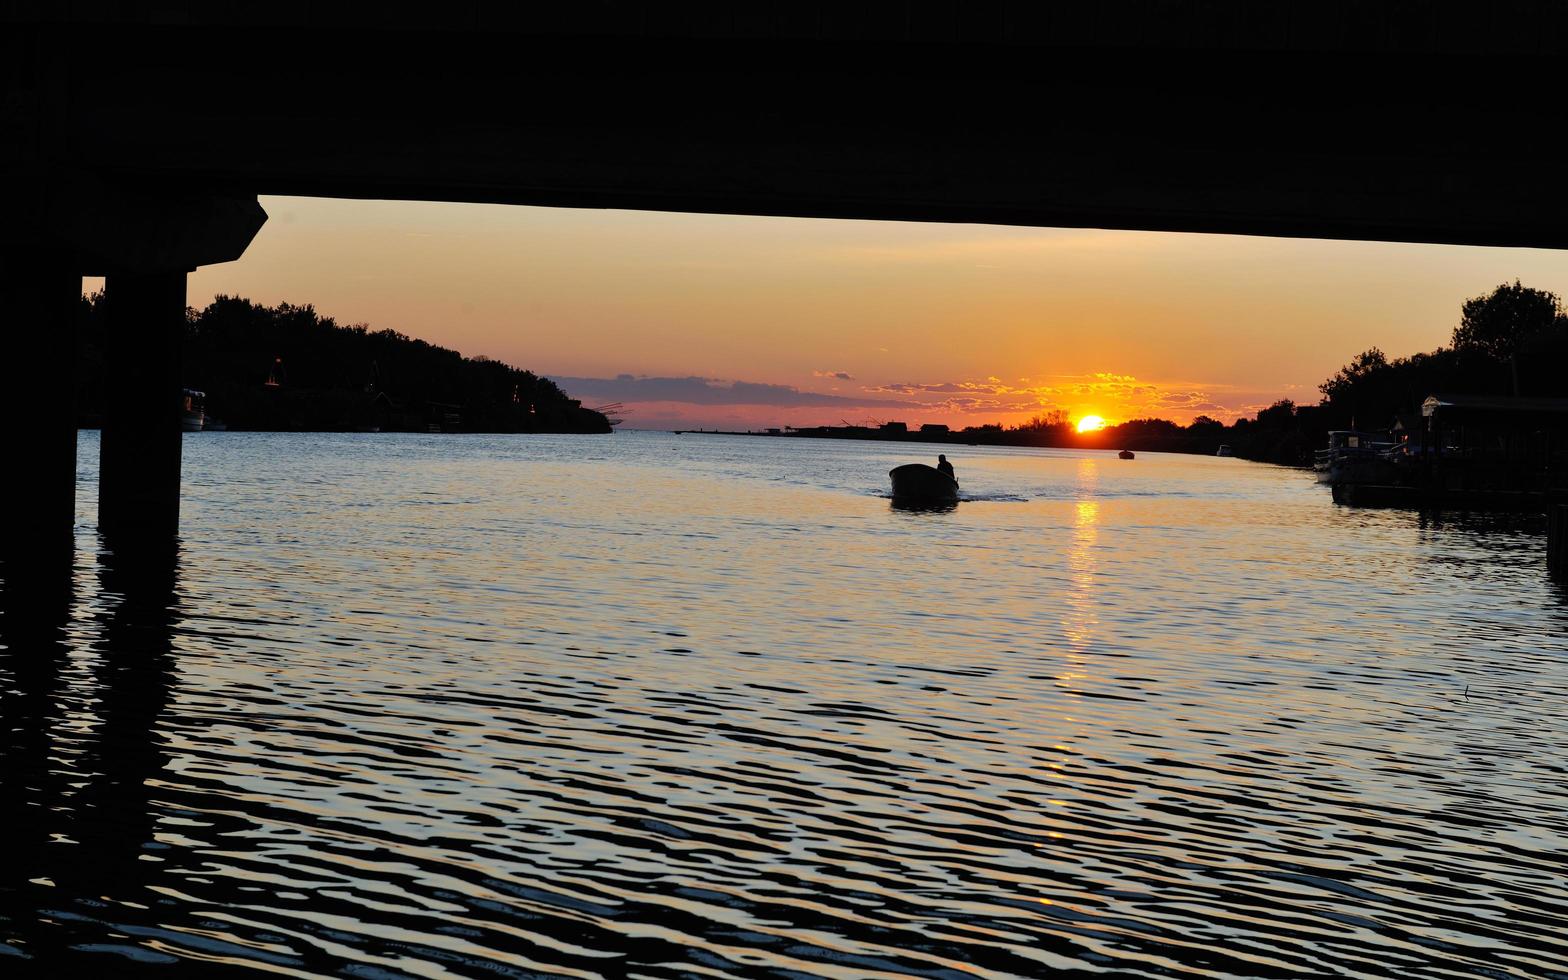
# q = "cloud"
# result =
<box><xmin>550</xmin><ymin>374</ymin><xmax>906</xmax><ymax>408</ymax></box>
<box><xmin>556</xmin><ymin>370</ymin><xmax>1298</xmax><ymax>428</ymax></box>
<box><xmin>868</xmin><ymin>380</ymin><xmax>1012</xmax><ymax>395</ymax></box>
<box><xmin>865</xmin><ymin>372</ymin><xmax>1286</xmax><ymax>423</ymax></box>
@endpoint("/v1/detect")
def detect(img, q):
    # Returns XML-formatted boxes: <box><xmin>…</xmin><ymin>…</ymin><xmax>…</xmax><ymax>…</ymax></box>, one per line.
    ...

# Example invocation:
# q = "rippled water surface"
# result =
<box><xmin>4</xmin><ymin>431</ymin><xmax>1568</xmax><ymax>978</ymax></box>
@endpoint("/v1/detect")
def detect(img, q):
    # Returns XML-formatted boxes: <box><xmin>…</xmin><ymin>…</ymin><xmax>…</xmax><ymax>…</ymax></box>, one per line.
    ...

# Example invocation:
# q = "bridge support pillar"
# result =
<box><xmin>0</xmin><ymin>244</ymin><xmax>80</xmax><ymax>574</ymax></box>
<box><xmin>99</xmin><ymin>270</ymin><xmax>187</xmax><ymax>542</ymax></box>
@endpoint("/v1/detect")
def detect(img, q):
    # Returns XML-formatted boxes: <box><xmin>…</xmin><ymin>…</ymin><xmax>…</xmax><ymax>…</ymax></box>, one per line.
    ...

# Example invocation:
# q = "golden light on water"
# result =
<box><xmin>1076</xmin><ymin>415</ymin><xmax>1106</xmax><ymax>433</ymax></box>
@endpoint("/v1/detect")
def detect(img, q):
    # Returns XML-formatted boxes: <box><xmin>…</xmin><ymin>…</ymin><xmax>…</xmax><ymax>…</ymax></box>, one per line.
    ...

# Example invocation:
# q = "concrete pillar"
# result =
<box><xmin>99</xmin><ymin>270</ymin><xmax>186</xmax><ymax>541</ymax></box>
<box><xmin>0</xmin><ymin>244</ymin><xmax>79</xmax><ymax>569</ymax></box>
<box><xmin>1550</xmin><ymin>504</ymin><xmax>1568</xmax><ymax>577</ymax></box>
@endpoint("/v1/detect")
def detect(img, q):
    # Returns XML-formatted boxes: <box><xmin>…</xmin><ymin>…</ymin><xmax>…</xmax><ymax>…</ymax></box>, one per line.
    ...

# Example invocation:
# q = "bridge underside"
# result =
<box><xmin>4</xmin><ymin>2</ymin><xmax>1568</xmax><ymax>556</ymax></box>
<box><xmin>35</xmin><ymin>16</ymin><xmax>1568</xmax><ymax>250</ymax></box>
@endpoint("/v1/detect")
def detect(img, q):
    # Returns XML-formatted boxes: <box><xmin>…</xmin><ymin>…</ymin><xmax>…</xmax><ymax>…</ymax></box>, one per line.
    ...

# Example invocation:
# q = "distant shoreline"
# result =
<box><xmin>656</xmin><ymin>424</ymin><xmax>1236</xmax><ymax>459</ymax></box>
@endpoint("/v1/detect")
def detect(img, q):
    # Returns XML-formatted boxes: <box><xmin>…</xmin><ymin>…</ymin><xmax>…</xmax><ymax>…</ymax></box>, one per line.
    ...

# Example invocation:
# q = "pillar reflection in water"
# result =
<box><xmin>0</xmin><ymin>551</ymin><xmax>75</xmax><ymax>955</ymax></box>
<box><xmin>0</xmin><ymin>535</ymin><xmax>180</xmax><ymax>963</ymax></box>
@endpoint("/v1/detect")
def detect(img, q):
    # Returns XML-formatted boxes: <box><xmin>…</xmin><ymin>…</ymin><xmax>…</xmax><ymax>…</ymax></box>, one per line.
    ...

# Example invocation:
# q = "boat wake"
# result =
<box><xmin>867</xmin><ymin>489</ymin><xmax>1028</xmax><ymax>503</ymax></box>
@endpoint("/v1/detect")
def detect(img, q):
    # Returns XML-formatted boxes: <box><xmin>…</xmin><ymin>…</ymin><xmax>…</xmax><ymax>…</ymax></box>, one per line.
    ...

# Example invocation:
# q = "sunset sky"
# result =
<box><xmin>106</xmin><ymin>195</ymin><xmax>1568</xmax><ymax>430</ymax></box>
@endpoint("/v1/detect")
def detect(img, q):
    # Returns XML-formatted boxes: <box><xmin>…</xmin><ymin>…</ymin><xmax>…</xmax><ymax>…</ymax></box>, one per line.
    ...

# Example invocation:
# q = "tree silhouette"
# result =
<box><xmin>1318</xmin><ymin>348</ymin><xmax>1388</xmax><ymax>402</ymax></box>
<box><xmin>74</xmin><ymin>293</ymin><xmax>610</xmax><ymax>434</ymax></box>
<box><xmin>1452</xmin><ymin>280</ymin><xmax>1567</xmax><ymax>360</ymax></box>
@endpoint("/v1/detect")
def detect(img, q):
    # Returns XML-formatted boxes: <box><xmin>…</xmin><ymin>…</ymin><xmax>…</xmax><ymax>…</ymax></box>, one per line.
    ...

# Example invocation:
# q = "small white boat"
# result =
<box><xmin>889</xmin><ymin>463</ymin><xmax>959</xmax><ymax>504</ymax></box>
<box><xmin>1215</xmin><ymin>445</ymin><xmax>1234</xmax><ymax>457</ymax></box>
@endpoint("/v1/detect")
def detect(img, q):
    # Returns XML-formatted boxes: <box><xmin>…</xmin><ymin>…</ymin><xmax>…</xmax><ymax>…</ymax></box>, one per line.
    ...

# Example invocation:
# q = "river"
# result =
<box><xmin>2</xmin><ymin>430</ymin><xmax>1565</xmax><ymax>977</ymax></box>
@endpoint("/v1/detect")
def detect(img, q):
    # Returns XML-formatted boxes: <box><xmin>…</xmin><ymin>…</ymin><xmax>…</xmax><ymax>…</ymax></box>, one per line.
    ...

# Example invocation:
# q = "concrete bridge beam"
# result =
<box><xmin>2</xmin><ymin>179</ymin><xmax>264</xmax><ymax>550</ymax></box>
<box><xmin>80</xmin><ymin>189</ymin><xmax>264</xmax><ymax>544</ymax></box>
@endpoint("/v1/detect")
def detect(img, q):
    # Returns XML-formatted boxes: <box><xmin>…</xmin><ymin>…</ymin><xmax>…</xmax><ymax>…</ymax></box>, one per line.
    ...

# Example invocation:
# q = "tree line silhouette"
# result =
<box><xmin>69</xmin><ymin>282</ymin><xmax>1562</xmax><ymax>458</ymax></box>
<box><xmin>933</xmin><ymin>281</ymin><xmax>1568</xmax><ymax>464</ymax></box>
<box><xmin>74</xmin><ymin>294</ymin><xmax>611</xmax><ymax>433</ymax></box>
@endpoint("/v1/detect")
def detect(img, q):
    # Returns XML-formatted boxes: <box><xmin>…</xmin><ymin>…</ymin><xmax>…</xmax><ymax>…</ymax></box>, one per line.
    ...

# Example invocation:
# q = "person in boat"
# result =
<box><xmin>936</xmin><ymin>454</ymin><xmax>955</xmax><ymax>480</ymax></box>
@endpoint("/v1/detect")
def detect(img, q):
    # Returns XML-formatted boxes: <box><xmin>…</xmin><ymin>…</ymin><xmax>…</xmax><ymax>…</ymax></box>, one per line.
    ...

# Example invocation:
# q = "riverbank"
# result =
<box><xmin>666</xmin><ymin>422</ymin><xmax>1275</xmax><ymax>461</ymax></box>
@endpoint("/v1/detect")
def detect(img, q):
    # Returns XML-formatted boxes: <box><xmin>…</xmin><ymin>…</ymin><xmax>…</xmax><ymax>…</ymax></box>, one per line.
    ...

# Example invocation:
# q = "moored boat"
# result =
<box><xmin>181</xmin><ymin>389</ymin><xmax>205</xmax><ymax>432</ymax></box>
<box><xmin>1315</xmin><ymin>430</ymin><xmax>1398</xmax><ymax>485</ymax></box>
<box><xmin>889</xmin><ymin>463</ymin><xmax>959</xmax><ymax>504</ymax></box>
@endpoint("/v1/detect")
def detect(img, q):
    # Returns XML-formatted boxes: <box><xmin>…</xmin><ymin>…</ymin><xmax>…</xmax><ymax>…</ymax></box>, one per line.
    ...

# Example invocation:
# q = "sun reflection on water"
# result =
<box><xmin>1060</xmin><ymin>495</ymin><xmax>1101</xmax><ymax>655</ymax></box>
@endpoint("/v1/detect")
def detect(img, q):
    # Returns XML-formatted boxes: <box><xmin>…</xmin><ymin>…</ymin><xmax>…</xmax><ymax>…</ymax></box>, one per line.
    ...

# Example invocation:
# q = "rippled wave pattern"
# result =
<box><xmin>3</xmin><ymin>431</ymin><xmax>1567</xmax><ymax>977</ymax></box>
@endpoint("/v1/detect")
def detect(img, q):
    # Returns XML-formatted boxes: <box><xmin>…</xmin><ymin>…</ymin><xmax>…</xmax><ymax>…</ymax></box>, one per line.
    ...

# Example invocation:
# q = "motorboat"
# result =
<box><xmin>1118</xmin><ymin>449</ymin><xmax>1135</xmax><ymax>459</ymax></box>
<box><xmin>1215</xmin><ymin>445</ymin><xmax>1234</xmax><ymax>457</ymax></box>
<box><xmin>889</xmin><ymin>463</ymin><xmax>959</xmax><ymax>504</ymax></box>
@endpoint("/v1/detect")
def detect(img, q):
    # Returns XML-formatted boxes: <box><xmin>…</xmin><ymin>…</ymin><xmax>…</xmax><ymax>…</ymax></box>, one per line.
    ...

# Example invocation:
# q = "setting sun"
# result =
<box><xmin>1076</xmin><ymin>415</ymin><xmax>1106</xmax><ymax>433</ymax></box>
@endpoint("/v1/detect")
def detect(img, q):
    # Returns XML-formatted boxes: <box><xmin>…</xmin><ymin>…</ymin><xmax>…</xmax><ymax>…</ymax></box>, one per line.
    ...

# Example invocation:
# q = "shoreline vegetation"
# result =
<box><xmin>73</xmin><ymin>282</ymin><xmax>1562</xmax><ymax>461</ymax></box>
<box><xmin>675</xmin><ymin>281</ymin><xmax>1568</xmax><ymax>467</ymax></box>
<box><xmin>74</xmin><ymin>294</ymin><xmax>613</xmax><ymax>434</ymax></box>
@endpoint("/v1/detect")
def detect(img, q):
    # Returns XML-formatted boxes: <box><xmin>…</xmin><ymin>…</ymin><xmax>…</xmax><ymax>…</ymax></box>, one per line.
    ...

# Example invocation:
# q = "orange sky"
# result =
<box><xmin>93</xmin><ymin>195</ymin><xmax>1568</xmax><ymax>429</ymax></box>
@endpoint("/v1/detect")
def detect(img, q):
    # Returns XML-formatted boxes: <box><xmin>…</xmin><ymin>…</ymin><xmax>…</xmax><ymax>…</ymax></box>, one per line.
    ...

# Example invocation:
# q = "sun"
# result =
<box><xmin>1076</xmin><ymin>415</ymin><xmax>1106</xmax><ymax>433</ymax></box>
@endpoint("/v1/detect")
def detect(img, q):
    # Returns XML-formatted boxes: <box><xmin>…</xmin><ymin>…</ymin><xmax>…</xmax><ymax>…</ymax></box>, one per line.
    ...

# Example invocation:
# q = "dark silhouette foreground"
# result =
<box><xmin>74</xmin><ymin>294</ymin><xmax>611</xmax><ymax>434</ymax></box>
<box><xmin>890</xmin><ymin>463</ymin><xmax>960</xmax><ymax>505</ymax></box>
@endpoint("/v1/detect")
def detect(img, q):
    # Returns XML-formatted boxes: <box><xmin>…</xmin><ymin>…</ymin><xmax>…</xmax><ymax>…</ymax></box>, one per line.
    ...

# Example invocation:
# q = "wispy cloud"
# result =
<box><xmin>554</xmin><ymin>370</ymin><xmax>1290</xmax><ymax>429</ymax></box>
<box><xmin>550</xmin><ymin>374</ymin><xmax>904</xmax><ymax>408</ymax></box>
<box><xmin>863</xmin><ymin>372</ymin><xmax>1275</xmax><ymax>422</ymax></box>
